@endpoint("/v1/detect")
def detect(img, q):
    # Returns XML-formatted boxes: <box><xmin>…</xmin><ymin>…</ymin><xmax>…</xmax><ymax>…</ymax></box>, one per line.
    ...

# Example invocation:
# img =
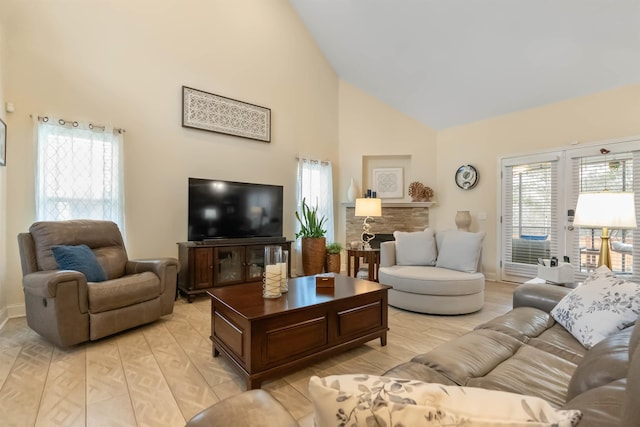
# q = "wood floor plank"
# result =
<box><xmin>0</xmin><ymin>281</ymin><xmax>515</xmax><ymax>426</ymax></box>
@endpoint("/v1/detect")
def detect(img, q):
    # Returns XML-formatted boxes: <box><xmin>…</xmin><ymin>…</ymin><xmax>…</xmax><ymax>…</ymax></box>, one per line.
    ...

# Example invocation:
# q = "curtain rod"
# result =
<box><xmin>35</xmin><ymin>115</ymin><xmax>126</xmax><ymax>134</ymax></box>
<box><xmin>296</xmin><ymin>156</ymin><xmax>330</xmax><ymax>166</ymax></box>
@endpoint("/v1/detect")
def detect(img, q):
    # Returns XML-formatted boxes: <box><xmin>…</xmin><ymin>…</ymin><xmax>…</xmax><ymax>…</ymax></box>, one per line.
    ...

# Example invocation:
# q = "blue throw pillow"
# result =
<box><xmin>51</xmin><ymin>244</ymin><xmax>108</xmax><ymax>282</ymax></box>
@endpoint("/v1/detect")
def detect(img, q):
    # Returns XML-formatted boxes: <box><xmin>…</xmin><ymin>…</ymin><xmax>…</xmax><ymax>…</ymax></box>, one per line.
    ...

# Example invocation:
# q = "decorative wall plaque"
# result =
<box><xmin>182</xmin><ymin>86</ymin><xmax>271</xmax><ymax>142</ymax></box>
<box><xmin>373</xmin><ymin>167</ymin><xmax>403</xmax><ymax>198</ymax></box>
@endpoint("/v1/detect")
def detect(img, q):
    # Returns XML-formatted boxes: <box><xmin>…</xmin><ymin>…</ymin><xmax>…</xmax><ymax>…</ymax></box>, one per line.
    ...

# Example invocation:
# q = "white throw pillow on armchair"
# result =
<box><xmin>393</xmin><ymin>228</ymin><xmax>437</xmax><ymax>266</ymax></box>
<box><xmin>435</xmin><ymin>230</ymin><xmax>485</xmax><ymax>273</ymax></box>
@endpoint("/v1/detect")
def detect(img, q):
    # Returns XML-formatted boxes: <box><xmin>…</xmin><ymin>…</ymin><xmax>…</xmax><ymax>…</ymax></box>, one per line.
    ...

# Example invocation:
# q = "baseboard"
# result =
<box><xmin>484</xmin><ymin>272</ymin><xmax>497</xmax><ymax>282</ymax></box>
<box><xmin>0</xmin><ymin>303</ymin><xmax>22</xmax><ymax>330</ymax></box>
<box><xmin>0</xmin><ymin>307</ymin><xmax>7</xmax><ymax>330</ymax></box>
<box><xmin>7</xmin><ymin>303</ymin><xmax>26</xmax><ymax>319</ymax></box>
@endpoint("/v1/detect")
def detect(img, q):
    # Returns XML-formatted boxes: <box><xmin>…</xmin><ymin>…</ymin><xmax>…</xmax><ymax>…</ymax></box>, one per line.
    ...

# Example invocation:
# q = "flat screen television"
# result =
<box><xmin>188</xmin><ymin>178</ymin><xmax>284</xmax><ymax>241</ymax></box>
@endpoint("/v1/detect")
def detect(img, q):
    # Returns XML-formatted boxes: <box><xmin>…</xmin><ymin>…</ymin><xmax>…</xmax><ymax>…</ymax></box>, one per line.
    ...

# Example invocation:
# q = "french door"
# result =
<box><xmin>500</xmin><ymin>138</ymin><xmax>640</xmax><ymax>283</ymax></box>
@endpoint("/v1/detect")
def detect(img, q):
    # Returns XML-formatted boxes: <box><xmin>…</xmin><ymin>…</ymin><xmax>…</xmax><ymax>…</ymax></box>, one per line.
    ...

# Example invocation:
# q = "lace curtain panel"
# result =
<box><xmin>294</xmin><ymin>158</ymin><xmax>335</xmax><ymax>276</ymax></box>
<box><xmin>35</xmin><ymin>117</ymin><xmax>125</xmax><ymax>232</ymax></box>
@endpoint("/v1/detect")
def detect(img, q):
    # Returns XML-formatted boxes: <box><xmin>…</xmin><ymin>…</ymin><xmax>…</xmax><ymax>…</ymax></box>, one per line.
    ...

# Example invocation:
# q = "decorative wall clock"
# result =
<box><xmin>455</xmin><ymin>165</ymin><xmax>478</xmax><ymax>190</ymax></box>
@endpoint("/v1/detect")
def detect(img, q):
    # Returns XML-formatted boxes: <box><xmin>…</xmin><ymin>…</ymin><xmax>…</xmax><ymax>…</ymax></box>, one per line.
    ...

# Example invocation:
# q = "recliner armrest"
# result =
<box><xmin>512</xmin><ymin>283</ymin><xmax>572</xmax><ymax>313</ymax></box>
<box><xmin>126</xmin><ymin>258</ymin><xmax>180</xmax><ymax>293</ymax></box>
<box><xmin>23</xmin><ymin>270</ymin><xmax>88</xmax><ymax>313</ymax></box>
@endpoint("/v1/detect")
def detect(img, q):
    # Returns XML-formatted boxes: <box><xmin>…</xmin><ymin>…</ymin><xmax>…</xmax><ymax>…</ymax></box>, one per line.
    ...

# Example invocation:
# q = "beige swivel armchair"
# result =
<box><xmin>17</xmin><ymin>219</ymin><xmax>180</xmax><ymax>347</ymax></box>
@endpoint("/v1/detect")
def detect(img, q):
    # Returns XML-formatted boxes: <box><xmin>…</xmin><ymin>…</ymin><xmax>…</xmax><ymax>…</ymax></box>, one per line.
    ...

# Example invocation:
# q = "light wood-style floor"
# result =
<box><xmin>0</xmin><ymin>281</ymin><xmax>516</xmax><ymax>427</ymax></box>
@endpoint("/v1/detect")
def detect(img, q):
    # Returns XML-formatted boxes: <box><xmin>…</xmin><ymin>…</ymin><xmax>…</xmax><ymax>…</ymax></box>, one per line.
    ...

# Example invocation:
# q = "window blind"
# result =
<box><xmin>502</xmin><ymin>157</ymin><xmax>559</xmax><ymax>278</ymax></box>
<box><xmin>569</xmin><ymin>151</ymin><xmax>636</xmax><ymax>279</ymax></box>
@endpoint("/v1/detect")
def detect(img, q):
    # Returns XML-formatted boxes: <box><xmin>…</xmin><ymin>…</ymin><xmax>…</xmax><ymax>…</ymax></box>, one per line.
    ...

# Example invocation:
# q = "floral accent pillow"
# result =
<box><xmin>550</xmin><ymin>266</ymin><xmax>640</xmax><ymax>348</ymax></box>
<box><xmin>309</xmin><ymin>374</ymin><xmax>581</xmax><ymax>427</ymax></box>
<box><xmin>582</xmin><ymin>265</ymin><xmax>618</xmax><ymax>286</ymax></box>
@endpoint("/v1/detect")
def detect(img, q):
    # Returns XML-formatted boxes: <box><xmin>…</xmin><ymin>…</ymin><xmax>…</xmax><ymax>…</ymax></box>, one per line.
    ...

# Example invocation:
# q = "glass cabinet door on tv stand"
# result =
<box><xmin>245</xmin><ymin>245</ymin><xmax>266</xmax><ymax>282</ymax></box>
<box><xmin>177</xmin><ymin>239</ymin><xmax>293</xmax><ymax>302</ymax></box>
<box><xmin>213</xmin><ymin>246</ymin><xmax>245</xmax><ymax>286</ymax></box>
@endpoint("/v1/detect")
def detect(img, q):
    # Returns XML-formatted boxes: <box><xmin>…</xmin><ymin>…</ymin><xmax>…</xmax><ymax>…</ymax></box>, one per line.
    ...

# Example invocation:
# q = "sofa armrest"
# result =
<box><xmin>186</xmin><ymin>389</ymin><xmax>298</xmax><ymax>427</ymax></box>
<box><xmin>23</xmin><ymin>270</ymin><xmax>89</xmax><ymax>313</ymax></box>
<box><xmin>126</xmin><ymin>258</ymin><xmax>180</xmax><ymax>292</ymax></box>
<box><xmin>380</xmin><ymin>241</ymin><xmax>396</xmax><ymax>267</ymax></box>
<box><xmin>513</xmin><ymin>283</ymin><xmax>572</xmax><ymax>313</ymax></box>
<box><xmin>127</xmin><ymin>258</ymin><xmax>180</xmax><ymax>314</ymax></box>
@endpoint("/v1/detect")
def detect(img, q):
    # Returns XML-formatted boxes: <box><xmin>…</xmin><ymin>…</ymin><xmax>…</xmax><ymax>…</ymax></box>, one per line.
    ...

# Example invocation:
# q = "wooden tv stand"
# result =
<box><xmin>177</xmin><ymin>238</ymin><xmax>292</xmax><ymax>302</ymax></box>
<box><xmin>207</xmin><ymin>274</ymin><xmax>390</xmax><ymax>389</ymax></box>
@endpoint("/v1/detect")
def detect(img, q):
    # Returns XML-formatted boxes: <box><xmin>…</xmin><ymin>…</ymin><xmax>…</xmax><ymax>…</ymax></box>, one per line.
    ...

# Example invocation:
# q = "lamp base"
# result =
<box><xmin>361</xmin><ymin>216</ymin><xmax>375</xmax><ymax>250</ymax></box>
<box><xmin>598</xmin><ymin>227</ymin><xmax>612</xmax><ymax>269</ymax></box>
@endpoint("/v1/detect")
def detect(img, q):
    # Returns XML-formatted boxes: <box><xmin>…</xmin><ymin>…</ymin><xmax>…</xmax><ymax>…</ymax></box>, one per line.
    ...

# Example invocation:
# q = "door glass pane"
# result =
<box><xmin>576</xmin><ymin>153</ymin><xmax>633</xmax><ymax>275</ymax></box>
<box><xmin>511</xmin><ymin>162</ymin><xmax>552</xmax><ymax>264</ymax></box>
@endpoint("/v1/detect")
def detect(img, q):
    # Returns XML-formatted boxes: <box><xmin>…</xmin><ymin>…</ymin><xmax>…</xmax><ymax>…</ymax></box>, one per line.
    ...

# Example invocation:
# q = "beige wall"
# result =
<box><xmin>337</xmin><ymin>81</ymin><xmax>438</xmax><ymax>246</ymax></box>
<box><xmin>2</xmin><ymin>1</ymin><xmax>640</xmax><ymax>317</ymax></box>
<box><xmin>435</xmin><ymin>84</ymin><xmax>640</xmax><ymax>280</ymax></box>
<box><xmin>2</xmin><ymin>0</ymin><xmax>339</xmax><ymax>311</ymax></box>
<box><xmin>0</xmin><ymin>20</ymin><xmax>7</xmax><ymax>323</ymax></box>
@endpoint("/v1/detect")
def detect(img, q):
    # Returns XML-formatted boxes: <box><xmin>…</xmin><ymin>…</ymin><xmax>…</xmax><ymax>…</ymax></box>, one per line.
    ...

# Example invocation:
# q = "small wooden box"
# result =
<box><xmin>315</xmin><ymin>273</ymin><xmax>335</xmax><ymax>288</ymax></box>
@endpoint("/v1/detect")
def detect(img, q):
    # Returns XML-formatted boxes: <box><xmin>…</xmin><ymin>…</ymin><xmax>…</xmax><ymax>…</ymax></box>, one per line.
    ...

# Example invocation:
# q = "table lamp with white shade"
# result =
<box><xmin>573</xmin><ymin>192</ymin><xmax>637</xmax><ymax>269</ymax></box>
<box><xmin>355</xmin><ymin>198</ymin><xmax>382</xmax><ymax>250</ymax></box>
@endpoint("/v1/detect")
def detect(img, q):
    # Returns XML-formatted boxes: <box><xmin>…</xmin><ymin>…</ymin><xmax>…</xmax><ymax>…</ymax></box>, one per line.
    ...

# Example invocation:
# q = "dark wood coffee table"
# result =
<box><xmin>207</xmin><ymin>274</ymin><xmax>390</xmax><ymax>389</ymax></box>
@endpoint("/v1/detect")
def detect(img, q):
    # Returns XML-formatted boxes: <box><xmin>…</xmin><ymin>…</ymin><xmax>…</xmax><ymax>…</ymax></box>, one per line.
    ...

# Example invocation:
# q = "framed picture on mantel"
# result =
<box><xmin>373</xmin><ymin>167</ymin><xmax>403</xmax><ymax>198</ymax></box>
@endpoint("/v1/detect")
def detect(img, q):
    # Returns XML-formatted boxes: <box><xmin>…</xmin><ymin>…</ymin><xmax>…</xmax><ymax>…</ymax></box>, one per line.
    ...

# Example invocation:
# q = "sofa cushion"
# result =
<box><xmin>435</xmin><ymin>230</ymin><xmax>484</xmax><ymax>273</ymax></box>
<box><xmin>411</xmin><ymin>329</ymin><xmax>524</xmax><ymax>385</ymax></box>
<box><xmin>309</xmin><ymin>374</ymin><xmax>582</xmax><ymax>427</ymax></box>
<box><xmin>550</xmin><ymin>267</ymin><xmax>640</xmax><ymax>348</ymax></box>
<box><xmin>87</xmin><ymin>271</ymin><xmax>160</xmax><ymax>313</ymax></box>
<box><xmin>29</xmin><ymin>219</ymin><xmax>127</xmax><ymax>272</ymax></box>
<box><xmin>93</xmin><ymin>246</ymin><xmax>129</xmax><ymax>279</ymax></box>
<box><xmin>52</xmin><ymin>244</ymin><xmax>108</xmax><ymax>282</ymax></box>
<box><xmin>467</xmin><ymin>344</ymin><xmax>577</xmax><ymax>407</ymax></box>
<box><xmin>382</xmin><ymin>361</ymin><xmax>457</xmax><ymax>385</ymax></box>
<box><xmin>475</xmin><ymin>306</ymin><xmax>554</xmax><ymax>342</ymax></box>
<box><xmin>527</xmin><ymin>324</ymin><xmax>588</xmax><ymax>365</ymax></box>
<box><xmin>566</xmin><ymin>326</ymin><xmax>633</xmax><ymax>400</ymax></box>
<box><xmin>393</xmin><ymin>228</ymin><xmax>437</xmax><ymax>266</ymax></box>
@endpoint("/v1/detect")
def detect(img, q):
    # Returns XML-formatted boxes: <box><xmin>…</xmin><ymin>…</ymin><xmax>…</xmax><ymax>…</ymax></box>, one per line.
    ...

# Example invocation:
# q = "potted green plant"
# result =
<box><xmin>295</xmin><ymin>198</ymin><xmax>327</xmax><ymax>275</ymax></box>
<box><xmin>325</xmin><ymin>242</ymin><xmax>343</xmax><ymax>273</ymax></box>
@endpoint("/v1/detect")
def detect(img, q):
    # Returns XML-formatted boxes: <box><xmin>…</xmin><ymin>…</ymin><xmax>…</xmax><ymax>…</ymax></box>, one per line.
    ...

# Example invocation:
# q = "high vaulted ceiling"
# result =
<box><xmin>290</xmin><ymin>0</ymin><xmax>640</xmax><ymax>130</ymax></box>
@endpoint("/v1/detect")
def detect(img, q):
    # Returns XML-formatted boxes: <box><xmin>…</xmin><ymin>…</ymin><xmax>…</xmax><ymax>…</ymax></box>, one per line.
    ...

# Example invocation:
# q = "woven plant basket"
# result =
<box><xmin>326</xmin><ymin>253</ymin><xmax>341</xmax><ymax>273</ymax></box>
<box><xmin>302</xmin><ymin>237</ymin><xmax>326</xmax><ymax>275</ymax></box>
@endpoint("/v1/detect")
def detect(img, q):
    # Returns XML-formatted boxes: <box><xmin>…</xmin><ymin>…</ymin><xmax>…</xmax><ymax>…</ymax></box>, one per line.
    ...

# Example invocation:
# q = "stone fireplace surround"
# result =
<box><xmin>345</xmin><ymin>203</ymin><xmax>431</xmax><ymax>247</ymax></box>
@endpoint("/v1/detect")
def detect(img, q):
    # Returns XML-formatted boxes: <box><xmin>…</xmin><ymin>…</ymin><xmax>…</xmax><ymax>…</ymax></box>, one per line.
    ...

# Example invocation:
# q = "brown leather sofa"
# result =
<box><xmin>185</xmin><ymin>283</ymin><xmax>639</xmax><ymax>426</ymax></box>
<box><xmin>17</xmin><ymin>220</ymin><xmax>180</xmax><ymax>347</ymax></box>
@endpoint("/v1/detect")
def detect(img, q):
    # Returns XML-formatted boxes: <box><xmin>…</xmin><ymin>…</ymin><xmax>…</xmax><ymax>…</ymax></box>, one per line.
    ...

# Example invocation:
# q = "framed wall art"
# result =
<box><xmin>0</xmin><ymin>118</ymin><xmax>6</xmax><ymax>166</ymax></box>
<box><xmin>373</xmin><ymin>167</ymin><xmax>403</xmax><ymax>198</ymax></box>
<box><xmin>182</xmin><ymin>86</ymin><xmax>271</xmax><ymax>142</ymax></box>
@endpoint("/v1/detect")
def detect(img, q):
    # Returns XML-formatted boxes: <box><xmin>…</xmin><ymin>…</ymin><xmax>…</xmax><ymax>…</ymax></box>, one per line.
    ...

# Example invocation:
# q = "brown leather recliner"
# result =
<box><xmin>17</xmin><ymin>219</ymin><xmax>180</xmax><ymax>347</ymax></box>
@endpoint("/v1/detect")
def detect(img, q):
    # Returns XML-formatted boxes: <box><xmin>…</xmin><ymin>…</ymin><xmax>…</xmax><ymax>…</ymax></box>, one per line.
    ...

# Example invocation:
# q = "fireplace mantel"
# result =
<box><xmin>344</xmin><ymin>202</ymin><xmax>432</xmax><ymax>245</ymax></box>
<box><xmin>341</xmin><ymin>201</ymin><xmax>435</xmax><ymax>208</ymax></box>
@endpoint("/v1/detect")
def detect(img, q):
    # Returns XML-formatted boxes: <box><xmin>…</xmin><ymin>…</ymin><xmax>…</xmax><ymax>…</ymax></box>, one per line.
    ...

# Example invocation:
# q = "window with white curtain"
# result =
<box><xmin>36</xmin><ymin>116</ymin><xmax>125</xmax><ymax>231</ymax></box>
<box><xmin>295</xmin><ymin>157</ymin><xmax>334</xmax><ymax>245</ymax></box>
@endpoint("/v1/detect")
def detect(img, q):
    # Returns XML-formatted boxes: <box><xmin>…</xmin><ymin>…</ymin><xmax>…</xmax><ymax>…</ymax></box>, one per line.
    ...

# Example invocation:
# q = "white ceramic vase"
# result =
<box><xmin>347</xmin><ymin>178</ymin><xmax>357</xmax><ymax>202</ymax></box>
